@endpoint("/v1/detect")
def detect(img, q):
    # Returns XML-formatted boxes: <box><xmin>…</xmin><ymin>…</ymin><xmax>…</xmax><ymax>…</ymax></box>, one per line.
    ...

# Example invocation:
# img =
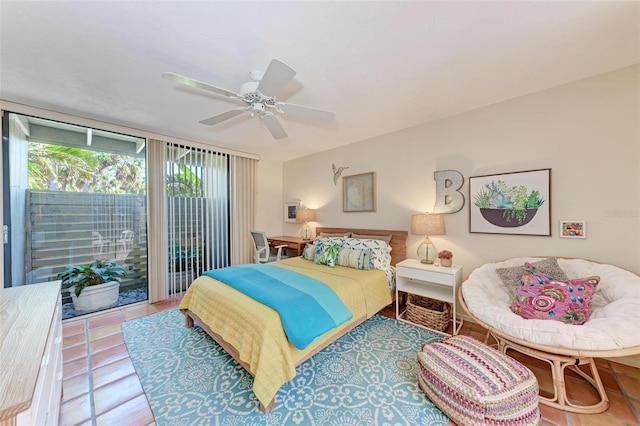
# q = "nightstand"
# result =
<box><xmin>395</xmin><ymin>258</ymin><xmax>463</xmax><ymax>335</ymax></box>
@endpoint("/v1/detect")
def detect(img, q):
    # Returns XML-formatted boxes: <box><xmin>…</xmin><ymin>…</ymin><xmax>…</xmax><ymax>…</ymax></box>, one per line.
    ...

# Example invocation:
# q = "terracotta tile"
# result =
<box><xmin>93</xmin><ymin>373</ymin><xmax>144</xmax><ymax>416</ymax></box>
<box><xmin>63</xmin><ymin>332</ymin><xmax>87</xmax><ymax>349</ymax></box>
<box><xmin>570</xmin><ymin>411</ymin><xmax>632</xmax><ymax>426</ymax></box>
<box><xmin>528</xmin><ymin>364</ymin><xmax>555</xmax><ymax>395</ymax></box>
<box><xmin>91</xmin><ymin>343</ymin><xmax>129</xmax><ymax>369</ymax></box>
<box><xmin>63</xmin><ymin>319</ymin><xmax>86</xmax><ymax>336</ymax></box>
<box><xmin>88</xmin><ymin>311</ymin><xmax>124</xmax><ymax>330</ymax></box>
<box><xmin>611</xmin><ymin>362</ymin><xmax>640</xmax><ymax>379</ymax></box>
<box><xmin>95</xmin><ymin>394</ymin><xmax>154</xmax><ymax>426</ymax></box>
<box><xmin>565</xmin><ymin>375</ymin><xmax>605</xmax><ymax>406</ymax></box>
<box><xmin>594</xmin><ymin>358</ymin><xmax>612</xmax><ymax>371</ymax></box>
<box><xmin>63</xmin><ymin>356</ymin><xmax>89</xmax><ymax>380</ymax></box>
<box><xmin>62</xmin><ymin>371</ymin><xmax>91</xmax><ymax>402</ymax></box>
<box><xmin>151</xmin><ymin>300</ymin><xmax>177</xmax><ymax>311</ymax></box>
<box><xmin>603</xmin><ymin>389</ymin><xmax>640</xmax><ymax>424</ymax></box>
<box><xmin>90</xmin><ymin>333</ymin><xmax>125</xmax><ymax>354</ymax></box>
<box><xmin>88</xmin><ymin>323</ymin><xmax>122</xmax><ymax>341</ymax></box>
<box><xmin>92</xmin><ymin>357</ymin><xmax>136</xmax><ymax>389</ymax></box>
<box><xmin>59</xmin><ymin>393</ymin><xmax>92</xmax><ymax>426</ymax></box>
<box><xmin>598</xmin><ymin>368</ymin><xmax>623</xmax><ymax>394</ymax></box>
<box><xmin>539</xmin><ymin>402</ymin><xmax>570</xmax><ymax>425</ymax></box>
<box><xmin>123</xmin><ymin>304</ymin><xmax>157</xmax><ymax>321</ymax></box>
<box><xmin>63</xmin><ymin>341</ymin><xmax>88</xmax><ymax>360</ymax></box>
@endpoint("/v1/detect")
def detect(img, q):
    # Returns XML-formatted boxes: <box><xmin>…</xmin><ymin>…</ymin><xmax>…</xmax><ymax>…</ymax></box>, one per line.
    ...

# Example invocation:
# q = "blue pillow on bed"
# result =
<box><xmin>314</xmin><ymin>241</ymin><xmax>341</xmax><ymax>268</ymax></box>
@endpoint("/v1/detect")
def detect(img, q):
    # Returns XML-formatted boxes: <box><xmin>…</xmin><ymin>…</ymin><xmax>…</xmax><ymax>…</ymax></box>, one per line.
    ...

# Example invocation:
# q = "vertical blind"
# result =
<box><xmin>147</xmin><ymin>139</ymin><xmax>257</xmax><ymax>301</ymax></box>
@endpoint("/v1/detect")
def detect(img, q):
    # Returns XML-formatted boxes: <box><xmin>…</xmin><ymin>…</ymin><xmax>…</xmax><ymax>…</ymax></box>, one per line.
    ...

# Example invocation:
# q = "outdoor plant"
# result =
<box><xmin>437</xmin><ymin>250</ymin><xmax>453</xmax><ymax>260</ymax></box>
<box><xmin>473</xmin><ymin>180</ymin><xmax>545</xmax><ymax>224</ymax></box>
<box><xmin>57</xmin><ymin>259</ymin><xmax>128</xmax><ymax>297</ymax></box>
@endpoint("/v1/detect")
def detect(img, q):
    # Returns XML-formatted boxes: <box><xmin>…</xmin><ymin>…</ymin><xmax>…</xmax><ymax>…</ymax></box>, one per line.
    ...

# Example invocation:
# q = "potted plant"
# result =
<box><xmin>437</xmin><ymin>250</ymin><xmax>453</xmax><ymax>267</ymax></box>
<box><xmin>57</xmin><ymin>259</ymin><xmax>128</xmax><ymax>311</ymax></box>
<box><xmin>473</xmin><ymin>180</ymin><xmax>545</xmax><ymax>227</ymax></box>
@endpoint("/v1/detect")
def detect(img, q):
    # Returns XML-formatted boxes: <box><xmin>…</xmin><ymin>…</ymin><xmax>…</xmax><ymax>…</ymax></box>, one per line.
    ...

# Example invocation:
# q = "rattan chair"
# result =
<box><xmin>460</xmin><ymin>257</ymin><xmax>640</xmax><ymax>414</ymax></box>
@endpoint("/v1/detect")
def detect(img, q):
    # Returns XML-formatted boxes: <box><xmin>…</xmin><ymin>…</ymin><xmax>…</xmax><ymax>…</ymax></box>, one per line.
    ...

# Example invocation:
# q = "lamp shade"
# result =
<box><xmin>296</xmin><ymin>208</ymin><xmax>316</xmax><ymax>222</ymax></box>
<box><xmin>411</xmin><ymin>213</ymin><xmax>446</xmax><ymax>236</ymax></box>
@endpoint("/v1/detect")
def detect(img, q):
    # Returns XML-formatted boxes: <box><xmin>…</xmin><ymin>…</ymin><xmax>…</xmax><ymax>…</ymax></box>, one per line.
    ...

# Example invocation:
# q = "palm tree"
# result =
<box><xmin>28</xmin><ymin>142</ymin><xmax>97</xmax><ymax>190</ymax></box>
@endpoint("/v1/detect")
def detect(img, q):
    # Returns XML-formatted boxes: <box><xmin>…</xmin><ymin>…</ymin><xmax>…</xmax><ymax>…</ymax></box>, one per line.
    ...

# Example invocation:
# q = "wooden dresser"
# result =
<box><xmin>0</xmin><ymin>282</ymin><xmax>63</xmax><ymax>426</ymax></box>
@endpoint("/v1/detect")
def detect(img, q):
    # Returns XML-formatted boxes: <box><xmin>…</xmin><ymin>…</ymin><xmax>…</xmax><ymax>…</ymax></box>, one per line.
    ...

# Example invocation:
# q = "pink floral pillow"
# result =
<box><xmin>510</xmin><ymin>276</ymin><xmax>600</xmax><ymax>325</ymax></box>
<box><xmin>520</xmin><ymin>262</ymin><xmax>554</xmax><ymax>286</ymax></box>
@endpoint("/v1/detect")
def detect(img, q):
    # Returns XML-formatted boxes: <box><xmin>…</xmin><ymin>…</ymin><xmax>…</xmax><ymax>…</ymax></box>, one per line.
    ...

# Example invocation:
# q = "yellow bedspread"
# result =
<box><xmin>178</xmin><ymin>257</ymin><xmax>392</xmax><ymax>409</ymax></box>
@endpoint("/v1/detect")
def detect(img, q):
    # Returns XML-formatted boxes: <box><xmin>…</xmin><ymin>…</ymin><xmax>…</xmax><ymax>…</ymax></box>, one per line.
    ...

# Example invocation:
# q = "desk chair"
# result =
<box><xmin>251</xmin><ymin>231</ymin><xmax>288</xmax><ymax>263</ymax></box>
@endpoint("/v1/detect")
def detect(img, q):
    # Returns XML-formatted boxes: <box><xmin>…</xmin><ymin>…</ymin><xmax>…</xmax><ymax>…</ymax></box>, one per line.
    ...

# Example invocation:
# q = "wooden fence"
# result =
<box><xmin>26</xmin><ymin>190</ymin><xmax>148</xmax><ymax>292</ymax></box>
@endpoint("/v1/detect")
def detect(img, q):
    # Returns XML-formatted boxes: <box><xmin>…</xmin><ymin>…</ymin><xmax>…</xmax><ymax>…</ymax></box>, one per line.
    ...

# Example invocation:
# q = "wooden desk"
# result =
<box><xmin>267</xmin><ymin>236</ymin><xmax>310</xmax><ymax>256</ymax></box>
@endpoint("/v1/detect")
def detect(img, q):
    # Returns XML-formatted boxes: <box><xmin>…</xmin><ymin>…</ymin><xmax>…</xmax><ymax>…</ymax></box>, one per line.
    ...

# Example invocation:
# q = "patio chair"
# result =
<box><xmin>116</xmin><ymin>230</ymin><xmax>134</xmax><ymax>261</ymax></box>
<box><xmin>92</xmin><ymin>232</ymin><xmax>111</xmax><ymax>259</ymax></box>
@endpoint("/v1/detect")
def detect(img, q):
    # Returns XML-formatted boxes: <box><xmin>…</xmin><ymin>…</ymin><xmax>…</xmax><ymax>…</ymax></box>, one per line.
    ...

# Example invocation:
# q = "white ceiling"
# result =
<box><xmin>1</xmin><ymin>1</ymin><xmax>638</xmax><ymax>161</ymax></box>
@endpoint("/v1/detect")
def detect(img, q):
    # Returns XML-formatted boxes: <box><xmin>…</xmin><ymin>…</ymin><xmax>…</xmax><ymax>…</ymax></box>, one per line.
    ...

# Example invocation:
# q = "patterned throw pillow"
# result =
<box><xmin>351</xmin><ymin>233</ymin><xmax>392</xmax><ymax>244</ymax></box>
<box><xmin>341</xmin><ymin>238</ymin><xmax>392</xmax><ymax>270</ymax></box>
<box><xmin>496</xmin><ymin>258</ymin><xmax>568</xmax><ymax>301</ymax></box>
<box><xmin>314</xmin><ymin>241</ymin><xmax>341</xmax><ymax>268</ymax></box>
<box><xmin>510</xmin><ymin>276</ymin><xmax>600</xmax><ymax>325</ymax></box>
<box><xmin>302</xmin><ymin>243</ymin><xmax>318</xmax><ymax>261</ymax></box>
<box><xmin>336</xmin><ymin>248</ymin><xmax>372</xmax><ymax>270</ymax></box>
<box><xmin>520</xmin><ymin>262</ymin><xmax>554</xmax><ymax>286</ymax></box>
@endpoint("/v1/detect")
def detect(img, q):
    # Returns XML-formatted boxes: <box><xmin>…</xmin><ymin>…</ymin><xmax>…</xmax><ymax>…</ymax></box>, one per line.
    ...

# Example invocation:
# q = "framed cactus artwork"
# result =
<box><xmin>469</xmin><ymin>169</ymin><xmax>551</xmax><ymax>235</ymax></box>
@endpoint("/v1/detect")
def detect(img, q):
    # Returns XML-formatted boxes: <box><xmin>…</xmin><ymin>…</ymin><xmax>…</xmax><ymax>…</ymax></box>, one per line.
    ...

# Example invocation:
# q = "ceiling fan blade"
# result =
<box><xmin>162</xmin><ymin>72</ymin><xmax>240</xmax><ymax>99</ymax></box>
<box><xmin>262</xmin><ymin>113</ymin><xmax>288</xmax><ymax>139</ymax></box>
<box><xmin>256</xmin><ymin>59</ymin><xmax>296</xmax><ymax>98</ymax></box>
<box><xmin>276</xmin><ymin>102</ymin><xmax>336</xmax><ymax>122</ymax></box>
<box><xmin>199</xmin><ymin>108</ymin><xmax>246</xmax><ymax>126</ymax></box>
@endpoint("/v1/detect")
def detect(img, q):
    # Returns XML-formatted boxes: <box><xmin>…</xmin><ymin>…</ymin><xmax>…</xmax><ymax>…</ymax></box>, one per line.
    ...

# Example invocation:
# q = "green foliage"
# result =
<box><xmin>27</xmin><ymin>142</ymin><xmax>145</xmax><ymax>194</ymax></box>
<box><xmin>473</xmin><ymin>179</ymin><xmax>546</xmax><ymax>224</ymax></box>
<box><xmin>57</xmin><ymin>259</ymin><xmax>128</xmax><ymax>297</ymax></box>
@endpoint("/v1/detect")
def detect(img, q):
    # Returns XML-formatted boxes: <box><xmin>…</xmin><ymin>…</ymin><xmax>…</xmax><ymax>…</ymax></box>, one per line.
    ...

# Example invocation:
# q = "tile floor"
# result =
<box><xmin>60</xmin><ymin>299</ymin><xmax>640</xmax><ymax>426</ymax></box>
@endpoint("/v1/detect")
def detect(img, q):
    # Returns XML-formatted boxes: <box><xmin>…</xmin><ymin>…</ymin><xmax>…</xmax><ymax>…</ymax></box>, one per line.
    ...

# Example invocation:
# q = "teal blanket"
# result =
<box><xmin>204</xmin><ymin>264</ymin><xmax>352</xmax><ymax>349</ymax></box>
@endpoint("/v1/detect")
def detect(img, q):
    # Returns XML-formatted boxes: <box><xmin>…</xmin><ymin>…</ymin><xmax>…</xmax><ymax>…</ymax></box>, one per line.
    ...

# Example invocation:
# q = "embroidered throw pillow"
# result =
<box><xmin>496</xmin><ymin>258</ymin><xmax>568</xmax><ymax>301</ymax></box>
<box><xmin>336</xmin><ymin>248</ymin><xmax>372</xmax><ymax>270</ymax></box>
<box><xmin>510</xmin><ymin>276</ymin><xmax>600</xmax><ymax>325</ymax></box>
<box><xmin>314</xmin><ymin>241</ymin><xmax>341</xmax><ymax>268</ymax></box>
<box><xmin>302</xmin><ymin>243</ymin><xmax>318</xmax><ymax>261</ymax></box>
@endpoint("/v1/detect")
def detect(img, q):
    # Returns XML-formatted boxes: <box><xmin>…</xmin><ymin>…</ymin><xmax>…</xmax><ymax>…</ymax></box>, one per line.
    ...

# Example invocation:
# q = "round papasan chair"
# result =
<box><xmin>460</xmin><ymin>257</ymin><xmax>640</xmax><ymax>414</ymax></box>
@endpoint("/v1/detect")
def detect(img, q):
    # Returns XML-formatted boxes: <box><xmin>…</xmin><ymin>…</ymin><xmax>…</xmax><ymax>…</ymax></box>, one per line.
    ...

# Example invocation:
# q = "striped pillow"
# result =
<box><xmin>337</xmin><ymin>248</ymin><xmax>372</xmax><ymax>270</ymax></box>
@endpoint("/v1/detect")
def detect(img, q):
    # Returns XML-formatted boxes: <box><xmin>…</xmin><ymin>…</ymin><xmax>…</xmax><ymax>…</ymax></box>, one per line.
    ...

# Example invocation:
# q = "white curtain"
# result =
<box><xmin>230</xmin><ymin>156</ymin><xmax>256</xmax><ymax>265</ymax></box>
<box><xmin>146</xmin><ymin>139</ymin><xmax>168</xmax><ymax>303</ymax></box>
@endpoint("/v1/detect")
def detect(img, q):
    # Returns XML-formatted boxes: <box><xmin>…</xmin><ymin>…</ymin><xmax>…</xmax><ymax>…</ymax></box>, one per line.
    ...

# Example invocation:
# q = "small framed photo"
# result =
<box><xmin>284</xmin><ymin>201</ymin><xmax>300</xmax><ymax>223</ymax></box>
<box><xmin>559</xmin><ymin>220</ymin><xmax>586</xmax><ymax>239</ymax></box>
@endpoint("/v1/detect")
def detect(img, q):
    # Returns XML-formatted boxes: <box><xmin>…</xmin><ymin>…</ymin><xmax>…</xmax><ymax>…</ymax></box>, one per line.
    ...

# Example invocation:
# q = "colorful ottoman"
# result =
<box><xmin>417</xmin><ymin>335</ymin><xmax>540</xmax><ymax>426</ymax></box>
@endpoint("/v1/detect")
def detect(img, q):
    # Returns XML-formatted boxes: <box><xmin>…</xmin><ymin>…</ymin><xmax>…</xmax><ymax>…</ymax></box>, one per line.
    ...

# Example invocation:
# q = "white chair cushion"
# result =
<box><xmin>462</xmin><ymin>257</ymin><xmax>640</xmax><ymax>352</ymax></box>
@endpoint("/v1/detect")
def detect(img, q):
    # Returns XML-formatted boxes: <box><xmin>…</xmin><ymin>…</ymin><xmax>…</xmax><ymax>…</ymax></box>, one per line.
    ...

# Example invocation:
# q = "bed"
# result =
<box><xmin>178</xmin><ymin>227</ymin><xmax>408</xmax><ymax>412</ymax></box>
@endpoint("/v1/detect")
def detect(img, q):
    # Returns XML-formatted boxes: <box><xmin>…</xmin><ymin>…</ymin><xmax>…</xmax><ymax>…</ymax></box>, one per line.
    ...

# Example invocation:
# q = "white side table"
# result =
<box><xmin>395</xmin><ymin>258</ymin><xmax>463</xmax><ymax>335</ymax></box>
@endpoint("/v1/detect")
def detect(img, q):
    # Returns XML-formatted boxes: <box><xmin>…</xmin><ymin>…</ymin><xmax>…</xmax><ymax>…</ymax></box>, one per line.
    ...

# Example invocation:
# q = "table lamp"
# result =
<box><xmin>411</xmin><ymin>213</ymin><xmax>446</xmax><ymax>264</ymax></box>
<box><xmin>296</xmin><ymin>208</ymin><xmax>316</xmax><ymax>240</ymax></box>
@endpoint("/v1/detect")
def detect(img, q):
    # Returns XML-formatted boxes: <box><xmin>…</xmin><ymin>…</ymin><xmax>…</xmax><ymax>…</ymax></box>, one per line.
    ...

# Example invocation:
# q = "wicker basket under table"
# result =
<box><xmin>406</xmin><ymin>294</ymin><xmax>451</xmax><ymax>332</ymax></box>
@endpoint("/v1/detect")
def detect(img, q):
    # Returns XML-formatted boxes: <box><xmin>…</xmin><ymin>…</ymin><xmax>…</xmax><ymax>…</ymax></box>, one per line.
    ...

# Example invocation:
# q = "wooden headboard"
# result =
<box><xmin>315</xmin><ymin>227</ymin><xmax>408</xmax><ymax>266</ymax></box>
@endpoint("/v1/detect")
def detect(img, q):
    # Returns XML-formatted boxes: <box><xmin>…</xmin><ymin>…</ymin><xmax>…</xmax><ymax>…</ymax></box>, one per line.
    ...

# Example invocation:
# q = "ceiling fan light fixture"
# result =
<box><xmin>163</xmin><ymin>58</ymin><xmax>335</xmax><ymax>140</ymax></box>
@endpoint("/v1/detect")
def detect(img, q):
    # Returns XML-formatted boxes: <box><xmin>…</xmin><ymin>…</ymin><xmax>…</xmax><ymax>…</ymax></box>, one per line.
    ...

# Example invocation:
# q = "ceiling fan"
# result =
<box><xmin>163</xmin><ymin>59</ymin><xmax>335</xmax><ymax>140</ymax></box>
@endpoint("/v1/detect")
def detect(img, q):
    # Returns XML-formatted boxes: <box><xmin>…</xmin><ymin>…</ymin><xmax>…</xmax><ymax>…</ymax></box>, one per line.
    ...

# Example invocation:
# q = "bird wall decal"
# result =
<box><xmin>332</xmin><ymin>163</ymin><xmax>349</xmax><ymax>185</ymax></box>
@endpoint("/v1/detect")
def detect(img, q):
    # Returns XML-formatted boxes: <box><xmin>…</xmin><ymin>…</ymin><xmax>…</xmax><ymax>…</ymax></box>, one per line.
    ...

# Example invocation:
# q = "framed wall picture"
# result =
<box><xmin>284</xmin><ymin>201</ymin><xmax>300</xmax><ymax>223</ymax></box>
<box><xmin>469</xmin><ymin>168</ymin><xmax>551</xmax><ymax>235</ymax></box>
<box><xmin>559</xmin><ymin>220</ymin><xmax>586</xmax><ymax>238</ymax></box>
<box><xmin>343</xmin><ymin>172</ymin><xmax>376</xmax><ymax>212</ymax></box>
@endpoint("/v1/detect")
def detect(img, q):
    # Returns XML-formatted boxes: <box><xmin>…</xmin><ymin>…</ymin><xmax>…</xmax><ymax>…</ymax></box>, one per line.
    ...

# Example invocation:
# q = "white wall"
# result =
<box><xmin>255</xmin><ymin>159</ymin><xmax>284</xmax><ymax>236</ymax></box>
<box><xmin>281</xmin><ymin>65</ymin><xmax>640</xmax><ymax>276</ymax></box>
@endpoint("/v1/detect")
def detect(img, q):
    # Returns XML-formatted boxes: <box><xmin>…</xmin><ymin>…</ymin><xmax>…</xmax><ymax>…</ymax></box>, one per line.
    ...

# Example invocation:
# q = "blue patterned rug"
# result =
<box><xmin>122</xmin><ymin>309</ymin><xmax>449</xmax><ymax>425</ymax></box>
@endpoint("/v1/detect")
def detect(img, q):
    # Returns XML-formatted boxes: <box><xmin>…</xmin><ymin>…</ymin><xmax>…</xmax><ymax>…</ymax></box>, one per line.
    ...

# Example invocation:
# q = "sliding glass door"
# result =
<box><xmin>1</xmin><ymin>111</ymin><xmax>148</xmax><ymax>319</ymax></box>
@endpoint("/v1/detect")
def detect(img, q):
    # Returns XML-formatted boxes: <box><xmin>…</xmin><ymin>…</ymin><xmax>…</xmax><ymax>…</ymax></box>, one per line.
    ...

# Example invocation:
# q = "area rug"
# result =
<box><xmin>122</xmin><ymin>309</ymin><xmax>449</xmax><ymax>425</ymax></box>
